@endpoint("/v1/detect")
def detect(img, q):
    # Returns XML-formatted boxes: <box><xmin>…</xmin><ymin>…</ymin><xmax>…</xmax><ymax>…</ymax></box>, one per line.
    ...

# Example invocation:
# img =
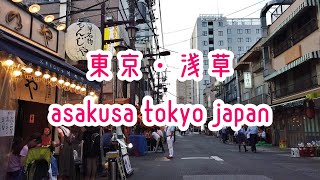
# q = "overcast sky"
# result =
<box><xmin>153</xmin><ymin>0</ymin><xmax>268</xmax><ymax>102</ymax></box>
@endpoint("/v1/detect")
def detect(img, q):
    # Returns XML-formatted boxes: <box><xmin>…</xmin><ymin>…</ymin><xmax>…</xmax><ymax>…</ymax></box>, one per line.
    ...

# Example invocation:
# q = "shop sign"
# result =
<box><xmin>104</xmin><ymin>26</ymin><xmax>119</xmax><ymax>55</ymax></box>
<box><xmin>0</xmin><ymin>1</ymin><xmax>59</xmax><ymax>52</ymax></box>
<box><xmin>65</xmin><ymin>22</ymin><xmax>102</xmax><ymax>61</ymax></box>
<box><xmin>14</xmin><ymin>78</ymin><xmax>56</xmax><ymax>104</ymax></box>
<box><xmin>0</xmin><ymin>110</ymin><xmax>16</xmax><ymax>137</ymax></box>
<box><xmin>244</xmin><ymin>72</ymin><xmax>252</xmax><ymax>88</ymax></box>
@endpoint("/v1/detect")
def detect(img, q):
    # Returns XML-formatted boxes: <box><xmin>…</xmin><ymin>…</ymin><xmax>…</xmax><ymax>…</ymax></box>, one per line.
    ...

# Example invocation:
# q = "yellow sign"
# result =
<box><xmin>104</xmin><ymin>26</ymin><xmax>119</xmax><ymax>55</ymax></box>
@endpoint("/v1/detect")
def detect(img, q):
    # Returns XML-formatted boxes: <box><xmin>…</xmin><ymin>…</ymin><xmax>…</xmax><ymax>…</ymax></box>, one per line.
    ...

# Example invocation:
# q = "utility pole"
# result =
<box><xmin>128</xmin><ymin>0</ymin><xmax>136</xmax><ymax>106</ymax></box>
<box><xmin>156</xmin><ymin>72</ymin><xmax>160</xmax><ymax>104</ymax></box>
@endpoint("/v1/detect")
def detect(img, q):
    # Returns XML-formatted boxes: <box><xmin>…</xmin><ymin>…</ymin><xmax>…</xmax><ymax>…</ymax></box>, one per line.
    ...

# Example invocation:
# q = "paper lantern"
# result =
<box><xmin>65</xmin><ymin>22</ymin><xmax>102</xmax><ymax>61</ymax></box>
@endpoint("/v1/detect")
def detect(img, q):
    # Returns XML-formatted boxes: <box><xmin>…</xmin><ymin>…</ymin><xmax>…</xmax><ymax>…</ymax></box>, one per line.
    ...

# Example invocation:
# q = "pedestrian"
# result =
<box><xmin>235</xmin><ymin>126</ymin><xmax>248</xmax><ymax>152</ymax></box>
<box><xmin>151</xmin><ymin>128</ymin><xmax>161</xmax><ymax>152</ymax></box>
<box><xmin>41</xmin><ymin>127</ymin><xmax>52</xmax><ymax>147</ymax></box>
<box><xmin>156</xmin><ymin>127</ymin><xmax>165</xmax><ymax>153</ymax></box>
<box><xmin>221</xmin><ymin>126</ymin><xmax>227</xmax><ymax>143</ymax></box>
<box><xmin>246</xmin><ymin>126</ymin><xmax>258</xmax><ymax>153</ymax></box>
<box><xmin>258</xmin><ymin>127</ymin><xmax>266</xmax><ymax>142</ymax></box>
<box><xmin>82</xmin><ymin>127</ymin><xmax>100</xmax><ymax>180</ymax></box>
<box><xmin>57</xmin><ymin>126</ymin><xmax>75</xmax><ymax>180</ymax></box>
<box><xmin>6</xmin><ymin>133</ymin><xmax>42</xmax><ymax>180</ymax></box>
<box><xmin>165</xmin><ymin>126</ymin><xmax>175</xmax><ymax>159</ymax></box>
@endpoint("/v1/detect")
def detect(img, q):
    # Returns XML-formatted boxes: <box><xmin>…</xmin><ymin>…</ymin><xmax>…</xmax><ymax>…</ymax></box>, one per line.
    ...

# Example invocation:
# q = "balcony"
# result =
<box><xmin>241</xmin><ymin>94</ymin><xmax>268</xmax><ymax>105</ymax></box>
<box><xmin>272</xmin><ymin>75</ymin><xmax>318</xmax><ymax>99</ymax></box>
<box><xmin>252</xmin><ymin>61</ymin><xmax>264</xmax><ymax>73</ymax></box>
<box><xmin>272</xmin><ymin>18</ymin><xmax>318</xmax><ymax>57</ymax></box>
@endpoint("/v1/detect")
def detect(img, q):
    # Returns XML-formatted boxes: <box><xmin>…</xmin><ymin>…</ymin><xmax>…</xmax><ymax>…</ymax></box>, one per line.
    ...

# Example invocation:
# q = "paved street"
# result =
<box><xmin>126</xmin><ymin>133</ymin><xmax>320</xmax><ymax>180</ymax></box>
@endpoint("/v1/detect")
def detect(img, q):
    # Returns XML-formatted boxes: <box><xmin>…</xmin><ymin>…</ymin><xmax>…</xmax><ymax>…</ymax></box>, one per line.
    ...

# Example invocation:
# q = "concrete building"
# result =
<box><xmin>191</xmin><ymin>14</ymin><xmax>261</xmax><ymax>105</ymax></box>
<box><xmin>261</xmin><ymin>0</ymin><xmax>320</xmax><ymax>147</ymax></box>
<box><xmin>176</xmin><ymin>80</ymin><xmax>193</xmax><ymax>104</ymax></box>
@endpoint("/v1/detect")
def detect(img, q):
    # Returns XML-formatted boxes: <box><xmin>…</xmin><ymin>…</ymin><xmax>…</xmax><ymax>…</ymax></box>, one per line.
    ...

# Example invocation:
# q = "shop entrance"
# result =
<box><xmin>16</xmin><ymin>100</ymin><xmax>50</xmax><ymax>140</ymax></box>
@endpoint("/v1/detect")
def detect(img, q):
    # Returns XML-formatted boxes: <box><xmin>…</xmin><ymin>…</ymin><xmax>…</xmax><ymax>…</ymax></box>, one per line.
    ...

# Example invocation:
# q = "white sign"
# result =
<box><xmin>0</xmin><ymin>110</ymin><xmax>16</xmax><ymax>137</ymax></box>
<box><xmin>244</xmin><ymin>72</ymin><xmax>252</xmax><ymax>89</ymax></box>
<box><xmin>65</xmin><ymin>22</ymin><xmax>102</xmax><ymax>61</ymax></box>
<box><xmin>122</xmin><ymin>154</ymin><xmax>133</xmax><ymax>175</ymax></box>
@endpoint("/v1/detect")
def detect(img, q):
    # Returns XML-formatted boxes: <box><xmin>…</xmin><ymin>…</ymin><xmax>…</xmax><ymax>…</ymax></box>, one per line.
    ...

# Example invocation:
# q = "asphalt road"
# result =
<box><xmin>125</xmin><ymin>133</ymin><xmax>320</xmax><ymax>180</ymax></box>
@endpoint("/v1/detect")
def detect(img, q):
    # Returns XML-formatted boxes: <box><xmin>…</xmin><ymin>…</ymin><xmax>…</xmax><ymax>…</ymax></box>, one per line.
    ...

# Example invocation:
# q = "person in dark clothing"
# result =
<box><xmin>102</xmin><ymin>126</ymin><xmax>115</xmax><ymax>154</ymax></box>
<box><xmin>82</xmin><ymin>127</ymin><xmax>100</xmax><ymax>180</ymax></box>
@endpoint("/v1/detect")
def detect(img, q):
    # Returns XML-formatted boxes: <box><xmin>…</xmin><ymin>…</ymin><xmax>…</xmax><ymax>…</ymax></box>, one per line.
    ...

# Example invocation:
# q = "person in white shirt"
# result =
<box><xmin>151</xmin><ymin>129</ymin><xmax>160</xmax><ymax>152</ymax></box>
<box><xmin>246</xmin><ymin>126</ymin><xmax>258</xmax><ymax>153</ymax></box>
<box><xmin>166</xmin><ymin>126</ymin><xmax>175</xmax><ymax>159</ymax></box>
<box><xmin>156</xmin><ymin>127</ymin><xmax>165</xmax><ymax>152</ymax></box>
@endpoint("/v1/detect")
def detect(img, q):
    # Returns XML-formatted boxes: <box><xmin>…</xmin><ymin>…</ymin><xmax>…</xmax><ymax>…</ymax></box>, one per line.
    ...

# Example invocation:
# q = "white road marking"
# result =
<box><xmin>181</xmin><ymin>156</ymin><xmax>224</xmax><ymax>161</ymax></box>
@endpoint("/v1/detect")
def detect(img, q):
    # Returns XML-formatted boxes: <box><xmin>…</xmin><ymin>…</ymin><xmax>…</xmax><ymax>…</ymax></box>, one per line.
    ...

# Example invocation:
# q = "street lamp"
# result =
<box><xmin>126</xmin><ymin>26</ymin><xmax>139</xmax><ymax>40</ymax></box>
<box><xmin>114</xmin><ymin>44</ymin><xmax>128</xmax><ymax>53</ymax></box>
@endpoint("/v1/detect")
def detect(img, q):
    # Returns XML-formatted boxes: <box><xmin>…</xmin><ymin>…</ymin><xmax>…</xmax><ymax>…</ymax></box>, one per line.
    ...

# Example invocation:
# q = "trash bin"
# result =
<box><xmin>291</xmin><ymin>148</ymin><xmax>300</xmax><ymax>158</ymax></box>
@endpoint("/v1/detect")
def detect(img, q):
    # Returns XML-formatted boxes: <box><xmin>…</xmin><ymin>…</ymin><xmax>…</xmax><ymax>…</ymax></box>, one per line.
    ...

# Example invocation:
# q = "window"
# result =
<box><xmin>202</xmin><ymin>31</ymin><xmax>207</xmax><ymax>36</ymax></box>
<box><xmin>203</xmin><ymin>41</ymin><xmax>208</xmax><ymax>46</ymax></box>
<box><xmin>242</xmin><ymin>92</ymin><xmax>249</xmax><ymax>101</ymax></box>
<box><xmin>204</xmin><ymin>60</ymin><xmax>208</xmax><ymax>65</ymax></box>
<box><xmin>228</xmin><ymin>47</ymin><xmax>232</xmax><ymax>51</ymax></box>
<box><xmin>238</xmin><ymin>46</ymin><xmax>243</xmax><ymax>51</ymax></box>
<box><xmin>246</xmin><ymin>46</ymin><xmax>251</xmax><ymax>50</ymax></box>
<box><xmin>246</xmin><ymin>37</ymin><xmax>251</xmax><ymax>42</ymax></box>
<box><xmin>208</xmin><ymin>21</ymin><xmax>213</xmax><ymax>26</ymax></box>
<box><xmin>208</xmin><ymin>28</ymin><xmax>213</xmax><ymax>35</ymax></box>
<box><xmin>218</xmin><ymin>31</ymin><xmax>223</xmax><ymax>36</ymax></box>
<box><xmin>209</xmin><ymin>47</ymin><xmax>214</xmax><ymax>51</ymax></box>
<box><xmin>204</xmin><ymin>70</ymin><xmax>208</xmax><ymax>75</ymax></box>
<box><xmin>218</xmin><ymin>22</ymin><xmax>223</xmax><ymax>27</ymax></box>
<box><xmin>256</xmin><ymin>85</ymin><xmax>264</xmax><ymax>95</ymax></box>
<box><xmin>237</xmin><ymin>29</ymin><xmax>243</xmax><ymax>34</ymax></box>
<box><xmin>202</xmin><ymin>22</ymin><xmax>207</xmax><ymax>27</ymax></box>
<box><xmin>227</xmin><ymin>29</ymin><xmax>231</xmax><ymax>34</ymax></box>
<box><xmin>256</xmin><ymin>29</ymin><xmax>260</xmax><ymax>34</ymax></box>
<box><xmin>204</xmin><ymin>80</ymin><xmax>210</xmax><ymax>85</ymax></box>
<box><xmin>218</xmin><ymin>41</ymin><xmax>224</xmax><ymax>46</ymax></box>
<box><xmin>203</xmin><ymin>50</ymin><xmax>208</xmax><ymax>55</ymax></box>
<box><xmin>245</xmin><ymin>29</ymin><xmax>251</xmax><ymax>34</ymax></box>
<box><xmin>237</xmin><ymin>38</ymin><xmax>243</xmax><ymax>42</ymax></box>
<box><xmin>209</xmin><ymin>38</ymin><xmax>214</xmax><ymax>44</ymax></box>
<box><xmin>227</xmin><ymin>38</ymin><xmax>232</xmax><ymax>43</ymax></box>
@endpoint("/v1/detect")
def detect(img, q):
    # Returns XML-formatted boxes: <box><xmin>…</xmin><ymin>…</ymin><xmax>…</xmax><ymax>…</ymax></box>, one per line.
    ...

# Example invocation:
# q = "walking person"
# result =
<box><xmin>57</xmin><ymin>126</ymin><xmax>75</xmax><ymax>180</ymax></box>
<box><xmin>166</xmin><ymin>126</ymin><xmax>175</xmax><ymax>159</ymax></box>
<box><xmin>235</xmin><ymin>126</ymin><xmax>248</xmax><ymax>152</ymax></box>
<box><xmin>156</xmin><ymin>127</ymin><xmax>165</xmax><ymax>153</ymax></box>
<box><xmin>246</xmin><ymin>126</ymin><xmax>258</xmax><ymax>153</ymax></box>
<box><xmin>221</xmin><ymin>126</ymin><xmax>227</xmax><ymax>144</ymax></box>
<box><xmin>151</xmin><ymin>128</ymin><xmax>161</xmax><ymax>152</ymax></box>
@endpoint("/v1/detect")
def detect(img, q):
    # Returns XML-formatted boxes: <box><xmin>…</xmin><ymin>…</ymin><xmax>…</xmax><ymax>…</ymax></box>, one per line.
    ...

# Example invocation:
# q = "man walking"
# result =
<box><xmin>166</xmin><ymin>126</ymin><xmax>175</xmax><ymax>159</ymax></box>
<box><xmin>246</xmin><ymin>126</ymin><xmax>258</xmax><ymax>153</ymax></box>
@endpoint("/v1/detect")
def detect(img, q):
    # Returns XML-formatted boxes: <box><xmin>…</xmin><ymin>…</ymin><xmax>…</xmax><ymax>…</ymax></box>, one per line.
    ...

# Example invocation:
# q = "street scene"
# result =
<box><xmin>0</xmin><ymin>0</ymin><xmax>320</xmax><ymax>180</ymax></box>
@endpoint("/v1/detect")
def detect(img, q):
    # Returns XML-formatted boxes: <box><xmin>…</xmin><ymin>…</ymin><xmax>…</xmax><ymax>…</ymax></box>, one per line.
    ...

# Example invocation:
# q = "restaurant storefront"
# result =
<box><xmin>0</xmin><ymin>1</ymin><xmax>100</xmax><ymax>179</ymax></box>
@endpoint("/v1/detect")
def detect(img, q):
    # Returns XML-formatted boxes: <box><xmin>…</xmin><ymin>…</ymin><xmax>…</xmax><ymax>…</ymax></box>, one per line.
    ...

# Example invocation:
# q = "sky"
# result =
<box><xmin>153</xmin><ymin>0</ymin><xmax>269</xmax><ymax>102</ymax></box>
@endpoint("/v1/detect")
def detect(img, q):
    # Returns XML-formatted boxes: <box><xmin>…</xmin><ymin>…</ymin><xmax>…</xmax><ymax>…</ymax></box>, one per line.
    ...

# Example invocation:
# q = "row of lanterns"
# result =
<box><xmin>1</xmin><ymin>58</ymin><xmax>96</xmax><ymax>97</ymax></box>
<box><xmin>12</xmin><ymin>0</ymin><xmax>66</xmax><ymax>31</ymax></box>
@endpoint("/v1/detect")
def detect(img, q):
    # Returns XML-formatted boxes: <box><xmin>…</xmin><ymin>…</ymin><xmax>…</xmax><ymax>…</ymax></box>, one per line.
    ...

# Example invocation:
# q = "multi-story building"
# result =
<box><xmin>191</xmin><ymin>14</ymin><xmax>261</xmax><ymax>105</ymax></box>
<box><xmin>176</xmin><ymin>80</ymin><xmax>193</xmax><ymax>104</ymax></box>
<box><xmin>261</xmin><ymin>0</ymin><xmax>320</xmax><ymax>147</ymax></box>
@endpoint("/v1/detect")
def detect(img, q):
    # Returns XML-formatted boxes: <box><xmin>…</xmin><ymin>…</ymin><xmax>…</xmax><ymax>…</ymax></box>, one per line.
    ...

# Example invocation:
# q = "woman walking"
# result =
<box><xmin>235</xmin><ymin>126</ymin><xmax>248</xmax><ymax>152</ymax></box>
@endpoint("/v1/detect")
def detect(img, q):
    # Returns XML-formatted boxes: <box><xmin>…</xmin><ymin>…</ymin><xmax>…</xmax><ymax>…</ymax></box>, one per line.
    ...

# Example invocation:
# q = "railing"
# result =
<box><xmin>241</xmin><ymin>94</ymin><xmax>268</xmax><ymax>105</ymax></box>
<box><xmin>252</xmin><ymin>61</ymin><xmax>264</xmax><ymax>73</ymax></box>
<box><xmin>272</xmin><ymin>18</ymin><xmax>318</xmax><ymax>57</ymax></box>
<box><xmin>272</xmin><ymin>76</ymin><xmax>318</xmax><ymax>99</ymax></box>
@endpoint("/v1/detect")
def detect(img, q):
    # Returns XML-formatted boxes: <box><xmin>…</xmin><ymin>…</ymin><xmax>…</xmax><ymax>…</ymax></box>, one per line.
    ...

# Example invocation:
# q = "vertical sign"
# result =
<box><xmin>0</xmin><ymin>110</ymin><xmax>16</xmax><ymax>137</ymax></box>
<box><xmin>244</xmin><ymin>72</ymin><xmax>252</xmax><ymax>88</ymax></box>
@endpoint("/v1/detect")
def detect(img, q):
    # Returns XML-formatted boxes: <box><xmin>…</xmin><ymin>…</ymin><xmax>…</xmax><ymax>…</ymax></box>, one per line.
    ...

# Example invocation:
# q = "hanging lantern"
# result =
<box><xmin>33</xmin><ymin>66</ymin><xmax>42</xmax><ymax>82</ymax></box>
<box><xmin>11</xmin><ymin>65</ymin><xmax>22</xmax><ymax>82</ymax></box>
<box><xmin>80</xmin><ymin>85</ymin><xmax>87</xmax><ymax>95</ymax></box>
<box><xmin>2</xmin><ymin>54</ymin><xmax>14</xmax><ymax>69</ymax></box>
<box><xmin>57</xmin><ymin>76</ymin><xmax>65</xmax><ymax>89</ymax></box>
<box><xmin>63</xmin><ymin>79</ymin><xmax>71</xmax><ymax>91</ymax></box>
<box><xmin>50</xmin><ymin>72</ymin><xmax>58</xmax><ymax>87</ymax></box>
<box><xmin>304</xmin><ymin>99</ymin><xmax>315</xmax><ymax>119</ymax></box>
<box><xmin>69</xmin><ymin>81</ymin><xmax>76</xmax><ymax>93</ymax></box>
<box><xmin>75</xmin><ymin>84</ymin><xmax>81</xmax><ymax>94</ymax></box>
<box><xmin>42</xmin><ymin>69</ymin><xmax>51</xmax><ymax>85</ymax></box>
<box><xmin>65</xmin><ymin>22</ymin><xmax>102</xmax><ymax>61</ymax></box>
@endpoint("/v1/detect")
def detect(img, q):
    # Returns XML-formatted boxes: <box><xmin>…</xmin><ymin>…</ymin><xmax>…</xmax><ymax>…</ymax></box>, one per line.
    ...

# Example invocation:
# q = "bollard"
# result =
<box><xmin>108</xmin><ymin>158</ymin><xmax>118</xmax><ymax>180</ymax></box>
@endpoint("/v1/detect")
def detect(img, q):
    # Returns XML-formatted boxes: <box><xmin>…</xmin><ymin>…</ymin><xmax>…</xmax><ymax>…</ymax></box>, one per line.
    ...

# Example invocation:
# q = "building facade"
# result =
<box><xmin>191</xmin><ymin>15</ymin><xmax>261</xmax><ymax>105</ymax></box>
<box><xmin>176</xmin><ymin>80</ymin><xmax>193</xmax><ymax>104</ymax></box>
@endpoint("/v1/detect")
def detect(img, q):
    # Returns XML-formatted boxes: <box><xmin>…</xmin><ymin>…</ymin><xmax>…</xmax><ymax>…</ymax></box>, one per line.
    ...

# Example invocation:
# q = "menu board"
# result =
<box><xmin>0</xmin><ymin>110</ymin><xmax>16</xmax><ymax>137</ymax></box>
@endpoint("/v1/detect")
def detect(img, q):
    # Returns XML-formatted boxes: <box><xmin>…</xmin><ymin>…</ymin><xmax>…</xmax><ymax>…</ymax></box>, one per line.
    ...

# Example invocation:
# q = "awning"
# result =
<box><xmin>0</xmin><ymin>29</ymin><xmax>100</xmax><ymax>89</ymax></box>
<box><xmin>234</xmin><ymin>62</ymin><xmax>250</xmax><ymax>70</ymax></box>
<box><xmin>264</xmin><ymin>50</ymin><xmax>320</xmax><ymax>81</ymax></box>
<box><xmin>271</xmin><ymin>97</ymin><xmax>305</xmax><ymax>108</ymax></box>
<box><xmin>262</xmin><ymin>0</ymin><xmax>317</xmax><ymax>45</ymax></box>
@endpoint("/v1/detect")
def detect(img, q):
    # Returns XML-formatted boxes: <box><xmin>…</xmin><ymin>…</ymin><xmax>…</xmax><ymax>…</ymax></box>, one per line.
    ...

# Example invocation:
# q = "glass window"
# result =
<box><xmin>246</xmin><ymin>37</ymin><xmax>251</xmax><ymax>42</ymax></box>
<box><xmin>237</xmin><ymin>29</ymin><xmax>243</xmax><ymax>34</ymax></box>
<box><xmin>209</xmin><ymin>47</ymin><xmax>214</xmax><ymax>51</ymax></box>
<box><xmin>203</xmin><ymin>50</ymin><xmax>208</xmax><ymax>55</ymax></box>
<box><xmin>203</xmin><ymin>41</ymin><xmax>208</xmax><ymax>46</ymax></box>
<box><xmin>255</xmin><ymin>85</ymin><xmax>264</xmax><ymax>95</ymax></box>
<box><xmin>238</xmin><ymin>46</ymin><xmax>243</xmax><ymax>51</ymax></box>
<box><xmin>219</xmin><ymin>41</ymin><xmax>224</xmax><ymax>46</ymax></box>
<box><xmin>218</xmin><ymin>31</ymin><xmax>223</xmax><ymax>36</ymax></box>
<box><xmin>202</xmin><ymin>22</ymin><xmax>207</xmax><ymax>27</ymax></box>
<box><xmin>237</xmin><ymin>38</ymin><xmax>243</xmax><ymax>42</ymax></box>
<box><xmin>227</xmin><ymin>29</ymin><xmax>231</xmax><ymax>34</ymax></box>
<box><xmin>208</xmin><ymin>21</ymin><xmax>213</xmax><ymax>26</ymax></box>
<box><xmin>208</xmin><ymin>28</ymin><xmax>213</xmax><ymax>35</ymax></box>
<box><xmin>202</xmin><ymin>31</ymin><xmax>207</xmax><ymax>36</ymax></box>
<box><xmin>245</xmin><ymin>29</ymin><xmax>251</xmax><ymax>34</ymax></box>
<box><xmin>256</xmin><ymin>29</ymin><xmax>260</xmax><ymax>34</ymax></box>
<box><xmin>227</xmin><ymin>38</ymin><xmax>232</xmax><ymax>43</ymax></box>
<box><xmin>204</xmin><ymin>70</ymin><xmax>208</xmax><ymax>75</ymax></box>
<box><xmin>209</xmin><ymin>38</ymin><xmax>214</xmax><ymax>44</ymax></box>
<box><xmin>228</xmin><ymin>47</ymin><xmax>232</xmax><ymax>51</ymax></box>
<box><xmin>204</xmin><ymin>60</ymin><xmax>208</xmax><ymax>65</ymax></box>
<box><xmin>218</xmin><ymin>22</ymin><xmax>223</xmax><ymax>27</ymax></box>
<box><xmin>204</xmin><ymin>80</ymin><xmax>210</xmax><ymax>85</ymax></box>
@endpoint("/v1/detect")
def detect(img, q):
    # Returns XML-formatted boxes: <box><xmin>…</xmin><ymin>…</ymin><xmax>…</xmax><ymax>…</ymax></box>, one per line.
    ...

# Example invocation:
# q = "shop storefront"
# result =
<box><xmin>0</xmin><ymin>1</ymin><xmax>100</xmax><ymax>179</ymax></box>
